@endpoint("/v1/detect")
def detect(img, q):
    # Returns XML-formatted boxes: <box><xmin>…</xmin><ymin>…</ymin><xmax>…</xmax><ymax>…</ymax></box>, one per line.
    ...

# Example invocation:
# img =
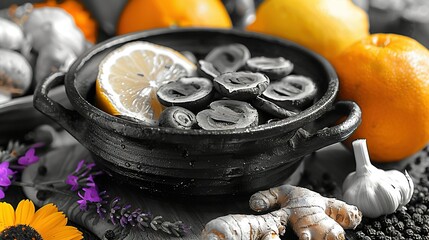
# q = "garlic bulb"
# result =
<box><xmin>35</xmin><ymin>41</ymin><xmax>76</xmax><ymax>83</ymax></box>
<box><xmin>23</xmin><ymin>7</ymin><xmax>86</xmax><ymax>55</ymax></box>
<box><xmin>342</xmin><ymin>139</ymin><xmax>414</xmax><ymax>218</ymax></box>
<box><xmin>0</xmin><ymin>18</ymin><xmax>24</xmax><ymax>50</ymax></box>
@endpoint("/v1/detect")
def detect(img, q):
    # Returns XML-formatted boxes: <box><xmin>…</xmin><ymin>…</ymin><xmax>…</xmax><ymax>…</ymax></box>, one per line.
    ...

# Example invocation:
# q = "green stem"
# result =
<box><xmin>37</xmin><ymin>179</ymin><xmax>67</xmax><ymax>185</ymax></box>
<box><xmin>13</xmin><ymin>181</ymin><xmax>75</xmax><ymax>197</ymax></box>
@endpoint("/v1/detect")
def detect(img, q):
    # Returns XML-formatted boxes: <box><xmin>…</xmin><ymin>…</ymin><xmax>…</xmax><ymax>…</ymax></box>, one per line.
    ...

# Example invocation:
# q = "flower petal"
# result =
<box><xmin>6</xmin><ymin>168</ymin><xmax>14</xmax><ymax>176</ymax></box>
<box><xmin>66</xmin><ymin>175</ymin><xmax>79</xmax><ymax>191</ymax></box>
<box><xmin>15</xmin><ymin>199</ymin><xmax>35</xmax><ymax>225</ymax></box>
<box><xmin>26</xmin><ymin>148</ymin><xmax>35</xmax><ymax>157</ymax></box>
<box><xmin>0</xmin><ymin>162</ymin><xmax>12</xmax><ymax>187</ymax></box>
<box><xmin>31</xmin><ymin>203</ymin><xmax>59</xmax><ymax>226</ymax></box>
<box><xmin>0</xmin><ymin>177</ymin><xmax>11</xmax><ymax>187</ymax></box>
<box><xmin>42</xmin><ymin>225</ymin><xmax>83</xmax><ymax>240</ymax></box>
<box><xmin>31</xmin><ymin>212</ymin><xmax>67</xmax><ymax>239</ymax></box>
<box><xmin>30</xmin><ymin>142</ymin><xmax>45</xmax><ymax>148</ymax></box>
<box><xmin>83</xmin><ymin>187</ymin><xmax>101</xmax><ymax>202</ymax></box>
<box><xmin>75</xmin><ymin>160</ymin><xmax>85</xmax><ymax>173</ymax></box>
<box><xmin>77</xmin><ymin>199</ymin><xmax>87</xmax><ymax>210</ymax></box>
<box><xmin>0</xmin><ymin>202</ymin><xmax>15</xmax><ymax>232</ymax></box>
<box><xmin>28</xmin><ymin>202</ymin><xmax>82</xmax><ymax>240</ymax></box>
<box><xmin>18</xmin><ymin>148</ymin><xmax>39</xmax><ymax>166</ymax></box>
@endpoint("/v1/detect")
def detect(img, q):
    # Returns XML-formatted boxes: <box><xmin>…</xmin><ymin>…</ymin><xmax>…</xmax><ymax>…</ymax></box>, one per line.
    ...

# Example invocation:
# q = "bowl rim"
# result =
<box><xmin>65</xmin><ymin>27</ymin><xmax>338</xmax><ymax>138</ymax></box>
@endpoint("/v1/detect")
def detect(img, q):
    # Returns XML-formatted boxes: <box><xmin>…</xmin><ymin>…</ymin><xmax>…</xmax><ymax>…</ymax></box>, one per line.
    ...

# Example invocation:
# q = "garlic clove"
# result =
<box><xmin>342</xmin><ymin>139</ymin><xmax>414</xmax><ymax>218</ymax></box>
<box><xmin>0</xmin><ymin>18</ymin><xmax>24</xmax><ymax>50</ymax></box>
<box><xmin>343</xmin><ymin>170</ymin><xmax>400</xmax><ymax>218</ymax></box>
<box><xmin>386</xmin><ymin>170</ymin><xmax>414</xmax><ymax>209</ymax></box>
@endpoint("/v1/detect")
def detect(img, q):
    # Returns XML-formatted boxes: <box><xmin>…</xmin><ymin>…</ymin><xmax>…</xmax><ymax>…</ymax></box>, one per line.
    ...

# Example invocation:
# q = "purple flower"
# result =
<box><xmin>77</xmin><ymin>187</ymin><xmax>102</xmax><ymax>210</ymax></box>
<box><xmin>74</xmin><ymin>160</ymin><xmax>95</xmax><ymax>174</ymax></box>
<box><xmin>87</xmin><ymin>163</ymin><xmax>95</xmax><ymax>170</ymax></box>
<box><xmin>18</xmin><ymin>148</ymin><xmax>39</xmax><ymax>166</ymax></box>
<box><xmin>86</xmin><ymin>175</ymin><xmax>96</xmax><ymax>187</ymax></box>
<box><xmin>0</xmin><ymin>162</ymin><xmax>14</xmax><ymax>187</ymax></box>
<box><xmin>77</xmin><ymin>199</ymin><xmax>88</xmax><ymax>210</ymax></box>
<box><xmin>66</xmin><ymin>160</ymin><xmax>99</xmax><ymax>191</ymax></box>
<box><xmin>30</xmin><ymin>142</ymin><xmax>45</xmax><ymax>149</ymax></box>
<box><xmin>75</xmin><ymin>160</ymin><xmax>85</xmax><ymax>173</ymax></box>
<box><xmin>0</xmin><ymin>162</ymin><xmax>14</xmax><ymax>199</ymax></box>
<box><xmin>66</xmin><ymin>174</ymin><xmax>97</xmax><ymax>191</ymax></box>
<box><xmin>66</xmin><ymin>175</ymin><xmax>79</xmax><ymax>191</ymax></box>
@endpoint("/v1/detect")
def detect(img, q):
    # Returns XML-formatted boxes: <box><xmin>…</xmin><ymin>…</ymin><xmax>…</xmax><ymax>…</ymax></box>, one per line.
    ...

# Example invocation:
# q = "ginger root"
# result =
<box><xmin>202</xmin><ymin>184</ymin><xmax>362</xmax><ymax>240</ymax></box>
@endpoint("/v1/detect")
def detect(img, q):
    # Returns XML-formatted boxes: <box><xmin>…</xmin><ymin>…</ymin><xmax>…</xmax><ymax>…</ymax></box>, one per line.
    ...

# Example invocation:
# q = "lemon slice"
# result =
<box><xmin>95</xmin><ymin>41</ymin><xmax>197</xmax><ymax>126</ymax></box>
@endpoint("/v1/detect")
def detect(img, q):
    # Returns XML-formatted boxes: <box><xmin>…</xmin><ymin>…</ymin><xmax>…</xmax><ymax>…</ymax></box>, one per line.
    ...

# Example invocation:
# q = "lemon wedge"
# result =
<box><xmin>95</xmin><ymin>41</ymin><xmax>197</xmax><ymax>126</ymax></box>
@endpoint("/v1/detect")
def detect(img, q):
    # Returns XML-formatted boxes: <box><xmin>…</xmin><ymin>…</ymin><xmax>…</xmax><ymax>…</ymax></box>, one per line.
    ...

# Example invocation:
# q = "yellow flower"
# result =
<box><xmin>0</xmin><ymin>199</ymin><xmax>82</xmax><ymax>240</ymax></box>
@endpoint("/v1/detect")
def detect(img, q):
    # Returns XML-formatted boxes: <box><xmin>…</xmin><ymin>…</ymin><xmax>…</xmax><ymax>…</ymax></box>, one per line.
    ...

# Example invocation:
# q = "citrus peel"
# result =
<box><xmin>332</xmin><ymin>33</ymin><xmax>429</xmax><ymax>162</ymax></box>
<box><xmin>95</xmin><ymin>41</ymin><xmax>197</xmax><ymax>125</ymax></box>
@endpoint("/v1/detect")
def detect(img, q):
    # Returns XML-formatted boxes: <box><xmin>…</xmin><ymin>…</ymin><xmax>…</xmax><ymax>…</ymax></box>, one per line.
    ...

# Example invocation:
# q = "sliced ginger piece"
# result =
<box><xmin>202</xmin><ymin>184</ymin><xmax>362</xmax><ymax>240</ymax></box>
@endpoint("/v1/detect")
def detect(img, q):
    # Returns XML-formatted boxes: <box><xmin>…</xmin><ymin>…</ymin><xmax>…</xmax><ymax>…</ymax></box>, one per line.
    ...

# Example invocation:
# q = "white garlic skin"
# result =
<box><xmin>342</xmin><ymin>139</ymin><xmax>414</xmax><ymax>219</ymax></box>
<box><xmin>0</xmin><ymin>18</ymin><xmax>24</xmax><ymax>50</ymax></box>
<box><xmin>342</xmin><ymin>168</ymin><xmax>413</xmax><ymax>218</ymax></box>
<box><xmin>389</xmin><ymin>170</ymin><xmax>414</xmax><ymax>209</ymax></box>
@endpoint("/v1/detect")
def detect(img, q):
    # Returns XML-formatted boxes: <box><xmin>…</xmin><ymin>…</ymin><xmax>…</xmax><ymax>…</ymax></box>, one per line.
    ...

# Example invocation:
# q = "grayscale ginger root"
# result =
<box><xmin>202</xmin><ymin>184</ymin><xmax>362</xmax><ymax>240</ymax></box>
<box><xmin>203</xmin><ymin>209</ymin><xmax>289</xmax><ymax>240</ymax></box>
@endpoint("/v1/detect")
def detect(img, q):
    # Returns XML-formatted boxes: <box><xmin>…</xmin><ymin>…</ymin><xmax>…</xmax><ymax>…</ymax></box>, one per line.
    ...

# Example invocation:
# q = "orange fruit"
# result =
<box><xmin>246</xmin><ymin>0</ymin><xmax>369</xmax><ymax>62</ymax></box>
<box><xmin>95</xmin><ymin>41</ymin><xmax>197</xmax><ymax>126</ymax></box>
<box><xmin>332</xmin><ymin>33</ymin><xmax>429</xmax><ymax>162</ymax></box>
<box><xmin>117</xmin><ymin>0</ymin><xmax>232</xmax><ymax>35</ymax></box>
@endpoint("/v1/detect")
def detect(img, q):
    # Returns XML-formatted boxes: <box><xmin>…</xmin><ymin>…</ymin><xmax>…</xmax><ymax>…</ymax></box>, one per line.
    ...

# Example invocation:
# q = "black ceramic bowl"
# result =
<box><xmin>33</xmin><ymin>28</ymin><xmax>361</xmax><ymax>197</ymax></box>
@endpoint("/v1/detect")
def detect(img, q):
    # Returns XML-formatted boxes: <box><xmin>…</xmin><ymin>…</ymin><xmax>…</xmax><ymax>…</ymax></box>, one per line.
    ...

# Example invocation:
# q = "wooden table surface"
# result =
<box><xmin>4</xmin><ymin>136</ymin><xmax>418</xmax><ymax>240</ymax></box>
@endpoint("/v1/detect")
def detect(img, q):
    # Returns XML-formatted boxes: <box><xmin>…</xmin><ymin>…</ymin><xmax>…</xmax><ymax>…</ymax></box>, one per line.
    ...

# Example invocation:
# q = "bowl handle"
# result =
<box><xmin>288</xmin><ymin>101</ymin><xmax>361</xmax><ymax>152</ymax></box>
<box><xmin>33</xmin><ymin>72</ymin><xmax>85</xmax><ymax>141</ymax></box>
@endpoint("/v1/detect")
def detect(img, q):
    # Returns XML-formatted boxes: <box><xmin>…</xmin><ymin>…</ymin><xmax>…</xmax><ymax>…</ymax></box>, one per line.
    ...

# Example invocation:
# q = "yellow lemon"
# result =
<box><xmin>95</xmin><ymin>41</ymin><xmax>197</xmax><ymax>126</ymax></box>
<box><xmin>247</xmin><ymin>0</ymin><xmax>370</xmax><ymax>62</ymax></box>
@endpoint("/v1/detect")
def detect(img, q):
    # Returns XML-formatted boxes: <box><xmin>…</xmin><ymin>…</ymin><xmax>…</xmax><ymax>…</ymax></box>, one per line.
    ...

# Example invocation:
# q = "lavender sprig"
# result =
<box><xmin>1</xmin><ymin>139</ymin><xmax>190</xmax><ymax>237</ymax></box>
<box><xmin>0</xmin><ymin>140</ymin><xmax>44</xmax><ymax>199</ymax></box>
<box><xmin>96</xmin><ymin>196</ymin><xmax>189</xmax><ymax>237</ymax></box>
<box><xmin>67</xmin><ymin>160</ymin><xmax>190</xmax><ymax>237</ymax></box>
<box><xmin>66</xmin><ymin>160</ymin><xmax>102</xmax><ymax>191</ymax></box>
